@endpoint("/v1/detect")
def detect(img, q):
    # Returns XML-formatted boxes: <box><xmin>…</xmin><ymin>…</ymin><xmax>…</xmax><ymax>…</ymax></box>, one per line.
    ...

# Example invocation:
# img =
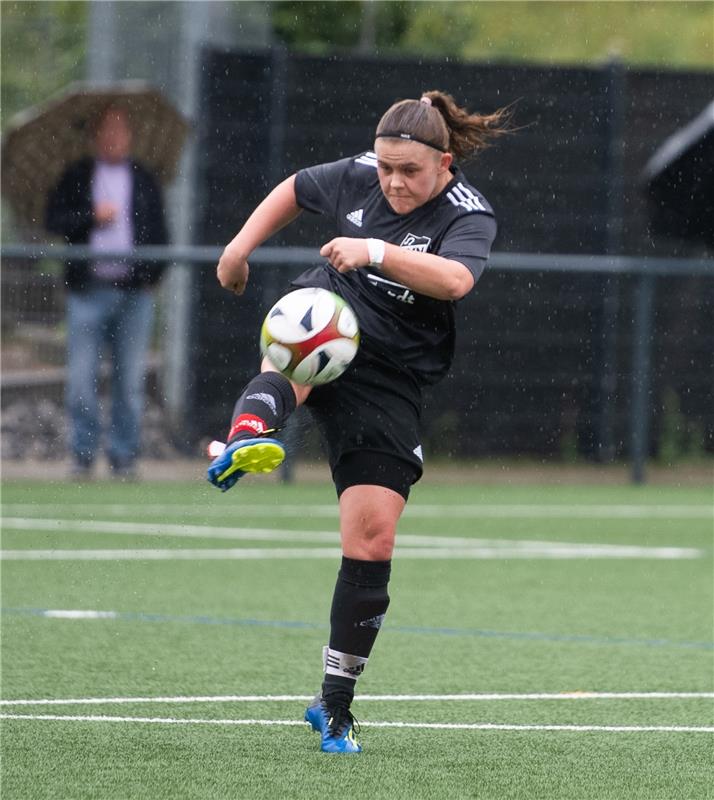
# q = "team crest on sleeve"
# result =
<box><xmin>400</xmin><ymin>233</ymin><xmax>432</xmax><ymax>252</ymax></box>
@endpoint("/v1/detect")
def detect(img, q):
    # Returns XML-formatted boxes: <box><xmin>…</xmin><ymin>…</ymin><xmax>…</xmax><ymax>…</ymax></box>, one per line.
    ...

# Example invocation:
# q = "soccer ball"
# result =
<box><xmin>260</xmin><ymin>288</ymin><xmax>360</xmax><ymax>385</ymax></box>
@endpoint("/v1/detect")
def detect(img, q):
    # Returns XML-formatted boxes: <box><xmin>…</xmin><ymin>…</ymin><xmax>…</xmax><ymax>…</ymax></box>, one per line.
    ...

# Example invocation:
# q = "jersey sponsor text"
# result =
<box><xmin>366</xmin><ymin>272</ymin><xmax>416</xmax><ymax>305</ymax></box>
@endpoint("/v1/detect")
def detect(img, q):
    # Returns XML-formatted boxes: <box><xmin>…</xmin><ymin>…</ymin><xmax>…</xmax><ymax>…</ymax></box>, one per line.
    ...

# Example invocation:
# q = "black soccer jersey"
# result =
<box><xmin>293</xmin><ymin>151</ymin><xmax>497</xmax><ymax>385</ymax></box>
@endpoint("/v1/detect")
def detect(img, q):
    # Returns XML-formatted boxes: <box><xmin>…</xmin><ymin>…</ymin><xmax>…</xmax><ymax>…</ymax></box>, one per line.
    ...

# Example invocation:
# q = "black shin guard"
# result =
<box><xmin>227</xmin><ymin>372</ymin><xmax>296</xmax><ymax>443</ymax></box>
<box><xmin>322</xmin><ymin>557</ymin><xmax>391</xmax><ymax>706</ymax></box>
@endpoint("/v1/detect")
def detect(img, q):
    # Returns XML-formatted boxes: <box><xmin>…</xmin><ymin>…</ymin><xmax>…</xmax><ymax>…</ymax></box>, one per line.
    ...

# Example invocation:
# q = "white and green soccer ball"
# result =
<box><xmin>260</xmin><ymin>288</ymin><xmax>360</xmax><ymax>386</ymax></box>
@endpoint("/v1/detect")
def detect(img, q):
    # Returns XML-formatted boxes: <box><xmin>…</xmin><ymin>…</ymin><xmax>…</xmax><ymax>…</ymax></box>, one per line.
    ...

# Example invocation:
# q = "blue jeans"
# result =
<box><xmin>66</xmin><ymin>286</ymin><xmax>154</xmax><ymax>468</ymax></box>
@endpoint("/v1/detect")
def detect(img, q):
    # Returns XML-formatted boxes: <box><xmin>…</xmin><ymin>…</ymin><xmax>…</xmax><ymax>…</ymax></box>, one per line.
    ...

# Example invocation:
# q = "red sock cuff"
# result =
<box><xmin>228</xmin><ymin>414</ymin><xmax>270</xmax><ymax>441</ymax></box>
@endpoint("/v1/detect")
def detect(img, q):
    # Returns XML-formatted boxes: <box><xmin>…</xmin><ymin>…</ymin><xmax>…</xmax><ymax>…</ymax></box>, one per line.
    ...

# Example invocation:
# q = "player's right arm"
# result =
<box><xmin>217</xmin><ymin>175</ymin><xmax>302</xmax><ymax>295</ymax></box>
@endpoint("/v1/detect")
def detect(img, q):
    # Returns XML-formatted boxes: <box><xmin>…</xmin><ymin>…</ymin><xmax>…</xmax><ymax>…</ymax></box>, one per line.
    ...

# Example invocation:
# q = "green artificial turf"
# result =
<box><xmin>1</xmin><ymin>479</ymin><xmax>712</xmax><ymax>799</ymax></box>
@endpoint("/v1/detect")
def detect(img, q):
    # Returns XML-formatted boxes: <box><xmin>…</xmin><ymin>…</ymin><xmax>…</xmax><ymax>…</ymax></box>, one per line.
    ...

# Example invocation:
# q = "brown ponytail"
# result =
<box><xmin>376</xmin><ymin>90</ymin><xmax>513</xmax><ymax>160</ymax></box>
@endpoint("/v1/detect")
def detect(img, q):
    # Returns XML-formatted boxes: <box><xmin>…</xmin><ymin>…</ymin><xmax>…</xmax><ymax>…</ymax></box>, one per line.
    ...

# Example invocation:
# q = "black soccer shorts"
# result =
<box><xmin>304</xmin><ymin>343</ymin><xmax>424</xmax><ymax>500</ymax></box>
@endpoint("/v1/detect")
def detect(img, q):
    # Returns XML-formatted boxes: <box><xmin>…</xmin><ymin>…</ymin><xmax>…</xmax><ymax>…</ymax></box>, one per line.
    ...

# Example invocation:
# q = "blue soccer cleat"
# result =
<box><xmin>207</xmin><ymin>437</ymin><xmax>285</xmax><ymax>492</ymax></box>
<box><xmin>304</xmin><ymin>696</ymin><xmax>362</xmax><ymax>753</ymax></box>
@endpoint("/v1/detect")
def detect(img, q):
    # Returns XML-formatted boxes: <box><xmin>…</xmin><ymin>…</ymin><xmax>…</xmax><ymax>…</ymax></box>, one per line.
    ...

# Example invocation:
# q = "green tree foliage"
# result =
<box><xmin>1</xmin><ymin>2</ymin><xmax>88</xmax><ymax>239</ymax></box>
<box><xmin>272</xmin><ymin>1</ymin><xmax>713</xmax><ymax>69</ymax></box>
<box><xmin>401</xmin><ymin>1</ymin><xmax>713</xmax><ymax>67</ymax></box>
<box><xmin>272</xmin><ymin>0</ymin><xmax>363</xmax><ymax>50</ymax></box>
<box><xmin>272</xmin><ymin>0</ymin><xmax>409</xmax><ymax>52</ymax></box>
<box><xmin>1</xmin><ymin>1</ymin><xmax>88</xmax><ymax>130</ymax></box>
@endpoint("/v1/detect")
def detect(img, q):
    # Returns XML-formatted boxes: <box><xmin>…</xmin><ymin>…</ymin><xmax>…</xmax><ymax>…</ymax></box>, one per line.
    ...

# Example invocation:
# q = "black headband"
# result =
<box><xmin>375</xmin><ymin>131</ymin><xmax>447</xmax><ymax>153</ymax></box>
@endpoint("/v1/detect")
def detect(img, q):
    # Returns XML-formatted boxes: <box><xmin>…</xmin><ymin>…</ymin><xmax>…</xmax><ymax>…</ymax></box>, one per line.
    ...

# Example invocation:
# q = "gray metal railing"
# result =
<box><xmin>2</xmin><ymin>243</ymin><xmax>713</xmax><ymax>483</ymax></box>
<box><xmin>2</xmin><ymin>243</ymin><xmax>714</xmax><ymax>275</ymax></box>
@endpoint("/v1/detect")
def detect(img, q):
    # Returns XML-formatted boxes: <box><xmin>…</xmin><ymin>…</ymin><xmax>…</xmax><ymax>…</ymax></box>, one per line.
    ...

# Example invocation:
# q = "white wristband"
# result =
<box><xmin>367</xmin><ymin>238</ymin><xmax>385</xmax><ymax>269</ymax></box>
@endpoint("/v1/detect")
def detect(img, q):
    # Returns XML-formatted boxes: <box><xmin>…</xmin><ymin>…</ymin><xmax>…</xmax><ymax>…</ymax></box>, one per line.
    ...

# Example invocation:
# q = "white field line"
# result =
<box><xmin>0</xmin><ymin>544</ymin><xmax>703</xmax><ymax>560</ymax></box>
<box><xmin>1</xmin><ymin>517</ymin><xmax>678</xmax><ymax>549</ymax></box>
<box><xmin>42</xmin><ymin>610</ymin><xmax>119</xmax><ymax>619</ymax></box>
<box><xmin>2</xmin><ymin>713</ymin><xmax>712</xmax><ymax>734</ymax></box>
<box><xmin>2</xmin><ymin>503</ymin><xmax>712</xmax><ymax>519</ymax></box>
<box><xmin>0</xmin><ymin>518</ymin><xmax>704</xmax><ymax>560</ymax></box>
<box><xmin>1</xmin><ymin>518</ymin><xmax>343</xmax><ymax>544</ymax></box>
<box><xmin>2</xmin><ymin>692</ymin><xmax>712</xmax><ymax>706</ymax></box>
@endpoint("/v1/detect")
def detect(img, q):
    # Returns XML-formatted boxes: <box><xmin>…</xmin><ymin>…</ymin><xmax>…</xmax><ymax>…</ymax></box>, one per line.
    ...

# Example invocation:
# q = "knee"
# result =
<box><xmin>339</xmin><ymin>485</ymin><xmax>404</xmax><ymax>562</ymax></box>
<box><xmin>348</xmin><ymin>515</ymin><xmax>397</xmax><ymax>561</ymax></box>
<box><xmin>365</xmin><ymin>536</ymin><xmax>395</xmax><ymax>562</ymax></box>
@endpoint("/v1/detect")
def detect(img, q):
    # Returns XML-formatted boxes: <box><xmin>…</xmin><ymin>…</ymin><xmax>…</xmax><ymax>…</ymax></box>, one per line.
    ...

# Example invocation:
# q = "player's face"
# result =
<box><xmin>375</xmin><ymin>139</ymin><xmax>453</xmax><ymax>215</ymax></box>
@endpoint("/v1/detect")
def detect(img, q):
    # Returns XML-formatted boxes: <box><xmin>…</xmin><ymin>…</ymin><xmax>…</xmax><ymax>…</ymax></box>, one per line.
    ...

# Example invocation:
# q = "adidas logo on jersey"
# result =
<box><xmin>447</xmin><ymin>182</ymin><xmax>487</xmax><ymax>213</ymax></box>
<box><xmin>346</xmin><ymin>208</ymin><xmax>364</xmax><ymax>227</ymax></box>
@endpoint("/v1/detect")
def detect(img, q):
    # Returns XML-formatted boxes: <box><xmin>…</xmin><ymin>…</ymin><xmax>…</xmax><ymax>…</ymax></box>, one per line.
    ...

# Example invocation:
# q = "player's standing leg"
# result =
<box><xmin>305</xmin><ymin>484</ymin><xmax>404</xmax><ymax>753</ymax></box>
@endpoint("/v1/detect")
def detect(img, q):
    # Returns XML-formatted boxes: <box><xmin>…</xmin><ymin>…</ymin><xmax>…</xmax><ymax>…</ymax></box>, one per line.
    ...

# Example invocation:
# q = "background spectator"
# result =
<box><xmin>46</xmin><ymin>105</ymin><xmax>168</xmax><ymax>479</ymax></box>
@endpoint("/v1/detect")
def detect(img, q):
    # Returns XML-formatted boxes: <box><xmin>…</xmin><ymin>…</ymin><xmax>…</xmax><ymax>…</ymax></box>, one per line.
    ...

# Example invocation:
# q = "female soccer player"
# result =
<box><xmin>208</xmin><ymin>90</ymin><xmax>511</xmax><ymax>753</ymax></box>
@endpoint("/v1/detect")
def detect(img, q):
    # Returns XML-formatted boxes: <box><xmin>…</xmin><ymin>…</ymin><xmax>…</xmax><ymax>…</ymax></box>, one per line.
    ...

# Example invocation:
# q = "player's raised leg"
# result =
<box><xmin>207</xmin><ymin>361</ymin><xmax>310</xmax><ymax>491</ymax></box>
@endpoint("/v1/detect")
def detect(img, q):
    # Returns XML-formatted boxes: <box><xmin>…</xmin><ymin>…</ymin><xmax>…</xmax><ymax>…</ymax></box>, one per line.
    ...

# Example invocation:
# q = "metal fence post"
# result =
<box><xmin>87</xmin><ymin>2</ymin><xmax>117</xmax><ymax>82</ymax></box>
<box><xmin>597</xmin><ymin>59</ymin><xmax>626</xmax><ymax>462</ymax></box>
<box><xmin>266</xmin><ymin>46</ymin><xmax>297</xmax><ymax>484</ymax></box>
<box><xmin>630</xmin><ymin>272</ymin><xmax>656</xmax><ymax>483</ymax></box>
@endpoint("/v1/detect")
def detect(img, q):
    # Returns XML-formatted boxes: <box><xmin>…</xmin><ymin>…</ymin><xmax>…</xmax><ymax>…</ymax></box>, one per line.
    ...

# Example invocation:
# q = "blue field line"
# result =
<box><xmin>3</xmin><ymin>606</ymin><xmax>713</xmax><ymax>651</ymax></box>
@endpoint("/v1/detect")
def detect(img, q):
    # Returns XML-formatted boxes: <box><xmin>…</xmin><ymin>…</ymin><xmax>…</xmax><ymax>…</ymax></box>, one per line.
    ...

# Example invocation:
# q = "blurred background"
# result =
<box><xmin>1</xmin><ymin>0</ymin><xmax>712</xmax><ymax>482</ymax></box>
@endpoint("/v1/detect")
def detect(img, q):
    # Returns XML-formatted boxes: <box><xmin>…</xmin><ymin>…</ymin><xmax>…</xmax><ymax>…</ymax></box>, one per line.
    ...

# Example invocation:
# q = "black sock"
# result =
<box><xmin>321</xmin><ymin>556</ymin><xmax>391</xmax><ymax>707</ymax></box>
<box><xmin>227</xmin><ymin>372</ymin><xmax>296</xmax><ymax>443</ymax></box>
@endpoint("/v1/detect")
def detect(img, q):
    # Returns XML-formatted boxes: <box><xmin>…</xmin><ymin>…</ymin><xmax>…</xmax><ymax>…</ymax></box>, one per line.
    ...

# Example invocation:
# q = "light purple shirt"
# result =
<box><xmin>90</xmin><ymin>160</ymin><xmax>134</xmax><ymax>281</ymax></box>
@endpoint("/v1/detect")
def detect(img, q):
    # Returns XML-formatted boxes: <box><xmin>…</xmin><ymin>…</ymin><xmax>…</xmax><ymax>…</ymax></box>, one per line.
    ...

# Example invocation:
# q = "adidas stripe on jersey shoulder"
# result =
<box><xmin>354</xmin><ymin>151</ymin><xmax>378</xmax><ymax>168</ymax></box>
<box><xmin>445</xmin><ymin>180</ymin><xmax>492</xmax><ymax>215</ymax></box>
<box><xmin>352</xmin><ymin>155</ymin><xmax>492</xmax><ymax>218</ymax></box>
